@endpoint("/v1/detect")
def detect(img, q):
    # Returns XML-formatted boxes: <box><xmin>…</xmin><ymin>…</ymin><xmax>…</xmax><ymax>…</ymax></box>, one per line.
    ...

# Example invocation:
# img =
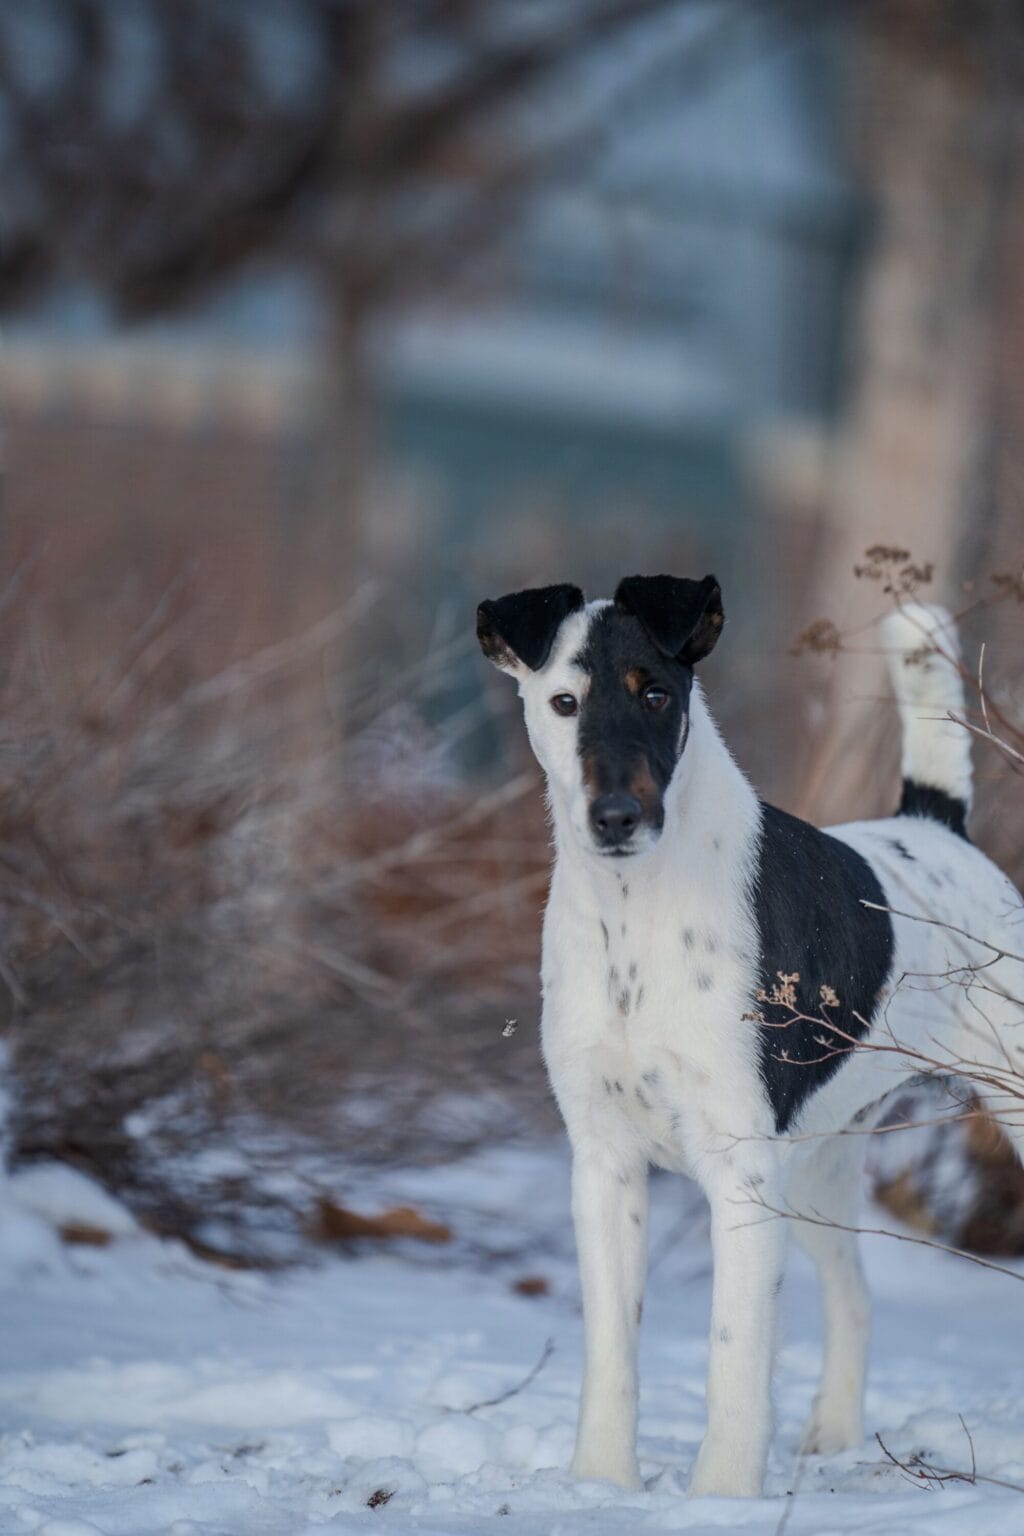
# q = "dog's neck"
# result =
<box><xmin>548</xmin><ymin>681</ymin><xmax>762</xmax><ymax>914</ymax></box>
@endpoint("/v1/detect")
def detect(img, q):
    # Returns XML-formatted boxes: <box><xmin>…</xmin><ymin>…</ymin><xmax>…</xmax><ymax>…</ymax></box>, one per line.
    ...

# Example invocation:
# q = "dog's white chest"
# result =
<box><xmin>587</xmin><ymin>1037</ymin><xmax>700</xmax><ymax>1172</ymax></box>
<box><xmin>544</xmin><ymin>889</ymin><xmax>758</xmax><ymax>1172</ymax></box>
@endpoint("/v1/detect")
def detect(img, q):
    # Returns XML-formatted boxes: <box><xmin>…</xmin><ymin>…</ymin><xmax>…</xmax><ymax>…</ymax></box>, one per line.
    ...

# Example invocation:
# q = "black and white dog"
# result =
<box><xmin>476</xmin><ymin>574</ymin><xmax>1023</xmax><ymax>1498</ymax></box>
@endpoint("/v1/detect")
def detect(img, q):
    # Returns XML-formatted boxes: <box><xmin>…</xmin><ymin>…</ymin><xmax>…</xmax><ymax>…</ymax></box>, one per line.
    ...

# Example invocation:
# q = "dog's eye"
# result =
<box><xmin>550</xmin><ymin>693</ymin><xmax>578</xmax><ymax>717</ymax></box>
<box><xmin>642</xmin><ymin>686</ymin><xmax>669</xmax><ymax>711</ymax></box>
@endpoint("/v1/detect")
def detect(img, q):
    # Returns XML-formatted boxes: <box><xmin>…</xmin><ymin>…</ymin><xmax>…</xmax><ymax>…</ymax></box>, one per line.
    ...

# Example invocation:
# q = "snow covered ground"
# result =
<box><xmin>1</xmin><ymin>1138</ymin><xmax>1023</xmax><ymax>1536</ymax></box>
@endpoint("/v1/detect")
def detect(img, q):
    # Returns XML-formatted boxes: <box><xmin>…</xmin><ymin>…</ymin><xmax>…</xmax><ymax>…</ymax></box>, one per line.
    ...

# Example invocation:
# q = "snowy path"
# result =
<box><xmin>1</xmin><ymin>1142</ymin><xmax>1023</xmax><ymax>1535</ymax></box>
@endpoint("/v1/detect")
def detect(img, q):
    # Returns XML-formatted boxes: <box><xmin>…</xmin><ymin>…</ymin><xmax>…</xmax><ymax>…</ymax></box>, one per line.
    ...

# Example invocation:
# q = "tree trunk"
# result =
<box><xmin>798</xmin><ymin>12</ymin><xmax>1020</xmax><ymax>827</ymax></box>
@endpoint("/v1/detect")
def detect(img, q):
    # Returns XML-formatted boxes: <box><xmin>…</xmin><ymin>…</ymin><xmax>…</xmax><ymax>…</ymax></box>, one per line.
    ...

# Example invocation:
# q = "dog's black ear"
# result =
<box><xmin>477</xmin><ymin>584</ymin><xmax>585</xmax><ymax>672</ymax></box>
<box><xmin>614</xmin><ymin>574</ymin><xmax>724</xmax><ymax>665</ymax></box>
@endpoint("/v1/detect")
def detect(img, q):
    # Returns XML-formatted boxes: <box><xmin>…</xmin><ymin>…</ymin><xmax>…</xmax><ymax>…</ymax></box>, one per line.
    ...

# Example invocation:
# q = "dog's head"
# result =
<box><xmin>477</xmin><ymin>574</ymin><xmax>723</xmax><ymax>858</ymax></box>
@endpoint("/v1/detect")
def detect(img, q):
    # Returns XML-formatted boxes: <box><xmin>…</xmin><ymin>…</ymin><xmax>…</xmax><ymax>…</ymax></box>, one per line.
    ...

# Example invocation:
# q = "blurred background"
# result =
<box><xmin>0</xmin><ymin>0</ymin><xmax>1022</xmax><ymax>1265</ymax></box>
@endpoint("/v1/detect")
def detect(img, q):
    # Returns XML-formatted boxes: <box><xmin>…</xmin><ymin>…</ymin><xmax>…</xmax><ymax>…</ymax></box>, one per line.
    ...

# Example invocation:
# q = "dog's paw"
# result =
<box><xmin>570</xmin><ymin>1451</ymin><xmax>642</xmax><ymax>1491</ymax></box>
<box><xmin>688</xmin><ymin>1437</ymin><xmax>765</xmax><ymax>1498</ymax></box>
<box><xmin>797</xmin><ymin>1410</ymin><xmax>863</xmax><ymax>1458</ymax></box>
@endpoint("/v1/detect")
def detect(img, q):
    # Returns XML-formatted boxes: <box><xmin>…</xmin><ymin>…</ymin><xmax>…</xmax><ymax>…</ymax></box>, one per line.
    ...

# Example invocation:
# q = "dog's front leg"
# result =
<box><xmin>570</xmin><ymin>1147</ymin><xmax>648</xmax><ymax>1490</ymax></box>
<box><xmin>689</xmin><ymin>1152</ymin><xmax>783</xmax><ymax>1498</ymax></box>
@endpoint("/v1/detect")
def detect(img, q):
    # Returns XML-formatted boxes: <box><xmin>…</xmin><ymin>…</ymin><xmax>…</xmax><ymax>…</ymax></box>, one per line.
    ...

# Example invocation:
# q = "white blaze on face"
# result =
<box><xmin>515</xmin><ymin>602</ymin><xmax>604</xmax><ymax>846</ymax></box>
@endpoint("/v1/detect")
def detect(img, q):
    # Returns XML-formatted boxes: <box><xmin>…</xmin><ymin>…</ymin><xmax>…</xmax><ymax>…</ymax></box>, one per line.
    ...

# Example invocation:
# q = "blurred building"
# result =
<box><xmin>380</xmin><ymin>9</ymin><xmax>856</xmax><ymax>548</ymax></box>
<box><xmin>1</xmin><ymin>4</ymin><xmax>859</xmax><ymax>609</ymax></box>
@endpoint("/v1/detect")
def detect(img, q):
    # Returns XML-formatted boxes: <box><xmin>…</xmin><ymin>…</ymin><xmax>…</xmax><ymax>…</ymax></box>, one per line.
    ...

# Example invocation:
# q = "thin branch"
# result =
<box><xmin>747</xmin><ymin>1198</ymin><xmax>1024</xmax><ymax>1284</ymax></box>
<box><xmin>947</xmin><ymin>709</ymin><xmax>1024</xmax><ymax>770</ymax></box>
<box><xmin>875</xmin><ymin>1417</ymin><xmax>1024</xmax><ymax>1495</ymax></box>
<box><xmin>146</xmin><ymin>588</ymin><xmax>377</xmax><ymax>729</ymax></box>
<box><xmin>0</xmin><ymin>948</ymin><xmax>27</xmax><ymax>1008</ymax></box>
<box><xmin>860</xmin><ymin>901</ymin><xmax>1024</xmax><ymax>969</ymax></box>
<box><xmin>460</xmin><ymin>1337</ymin><xmax>555</xmax><ymax>1415</ymax></box>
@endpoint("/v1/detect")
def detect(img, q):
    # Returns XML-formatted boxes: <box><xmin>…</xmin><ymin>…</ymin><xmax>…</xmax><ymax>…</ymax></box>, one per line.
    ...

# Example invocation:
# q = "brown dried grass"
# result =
<box><xmin>0</xmin><ymin>543</ymin><xmax>554</xmax><ymax>1259</ymax></box>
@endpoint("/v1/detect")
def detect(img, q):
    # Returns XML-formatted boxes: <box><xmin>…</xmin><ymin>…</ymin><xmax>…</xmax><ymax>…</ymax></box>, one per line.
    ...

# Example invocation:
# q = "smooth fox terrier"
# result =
<box><xmin>476</xmin><ymin>573</ymin><xmax>1024</xmax><ymax>1498</ymax></box>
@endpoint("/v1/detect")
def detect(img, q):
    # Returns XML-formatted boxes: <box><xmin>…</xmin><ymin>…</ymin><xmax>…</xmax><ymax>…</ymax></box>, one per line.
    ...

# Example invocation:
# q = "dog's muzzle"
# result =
<box><xmin>589</xmin><ymin>792</ymin><xmax>644</xmax><ymax>853</ymax></box>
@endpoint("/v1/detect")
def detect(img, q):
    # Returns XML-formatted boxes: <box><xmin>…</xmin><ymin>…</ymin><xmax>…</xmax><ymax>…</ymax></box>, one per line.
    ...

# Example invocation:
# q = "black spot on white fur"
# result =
<box><xmin>750</xmin><ymin>804</ymin><xmax>894</xmax><ymax>1134</ymax></box>
<box><xmin>898</xmin><ymin>778</ymin><xmax>968</xmax><ymax>839</ymax></box>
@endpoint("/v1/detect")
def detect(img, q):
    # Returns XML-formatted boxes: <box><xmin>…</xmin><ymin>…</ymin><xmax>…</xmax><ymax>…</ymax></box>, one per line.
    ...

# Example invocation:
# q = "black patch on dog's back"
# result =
<box><xmin>750</xmin><ymin>805</ymin><xmax>894</xmax><ymax>1133</ymax></box>
<box><xmin>898</xmin><ymin>778</ymin><xmax>969</xmax><ymax>839</ymax></box>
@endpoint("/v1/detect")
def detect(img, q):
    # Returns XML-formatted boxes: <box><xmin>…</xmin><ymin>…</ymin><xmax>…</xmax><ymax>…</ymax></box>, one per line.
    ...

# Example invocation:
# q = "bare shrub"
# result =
<box><xmin>0</xmin><ymin>554</ymin><xmax>553</xmax><ymax>1261</ymax></box>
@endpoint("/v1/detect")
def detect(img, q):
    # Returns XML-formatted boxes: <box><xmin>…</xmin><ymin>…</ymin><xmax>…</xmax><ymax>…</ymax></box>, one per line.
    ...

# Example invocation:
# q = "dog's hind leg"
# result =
<box><xmin>788</xmin><ymin>1133</ymin><xmax>871</xmax><ymax>1456</ymax></box>
<box><xmin>569</xmin><ymin>1148</ymin><xmax>649</xmax><ymax>1490</ymax></box>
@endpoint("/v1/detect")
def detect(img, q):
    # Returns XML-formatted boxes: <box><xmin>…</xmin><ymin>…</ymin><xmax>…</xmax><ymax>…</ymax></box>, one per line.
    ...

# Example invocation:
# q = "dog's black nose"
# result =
<box><xmin>590</xmin><ymin>793</ymin><xmax>643</xmax><ymax>848</ymax></box>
